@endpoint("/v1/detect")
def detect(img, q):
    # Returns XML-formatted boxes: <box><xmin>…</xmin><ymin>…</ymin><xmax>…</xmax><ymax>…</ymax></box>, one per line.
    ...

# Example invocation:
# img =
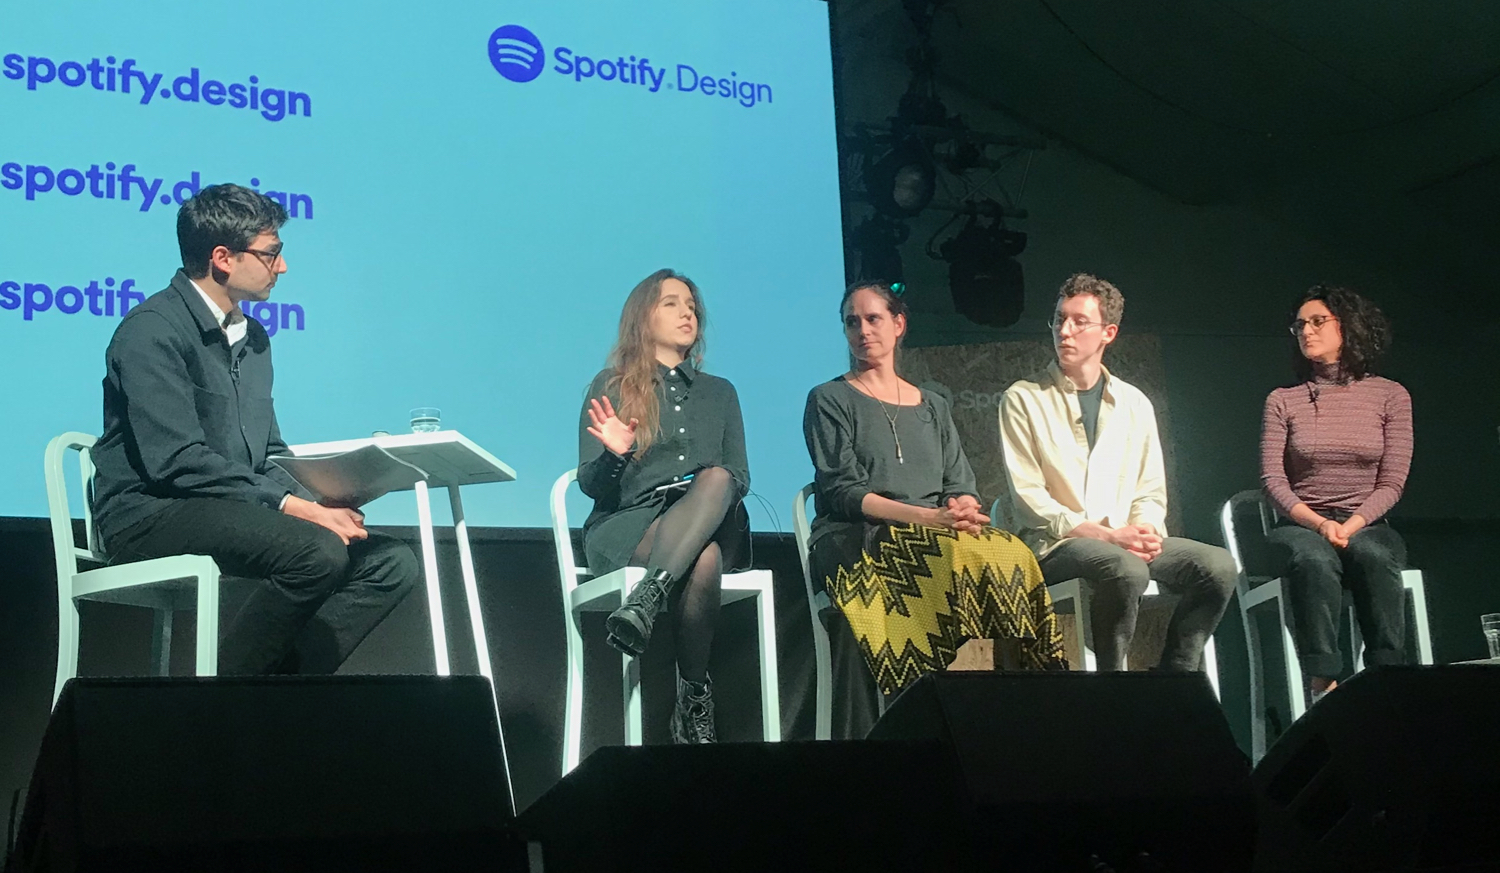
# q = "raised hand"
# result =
<box><xmin>586</xmin><ymin>396</ymin><xmax>639</xmax><ymax>456</ymax></box>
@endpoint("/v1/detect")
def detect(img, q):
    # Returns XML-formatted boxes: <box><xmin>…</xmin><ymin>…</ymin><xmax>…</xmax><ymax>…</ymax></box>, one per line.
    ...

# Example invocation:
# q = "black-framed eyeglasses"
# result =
<box><xmin>238</xmin><ymin>247</ymin><xmax>284</xmax><ymax>269</ymax></box>
<box><xmin>1289</xmin><ymin>314</ymin><xmax>1337</xmax><ymax>336</ymax></box>
<box><xmin>1048</xmin><ymin>316</ymin><xmax>1107</xmax><ymax>333</ymax></box>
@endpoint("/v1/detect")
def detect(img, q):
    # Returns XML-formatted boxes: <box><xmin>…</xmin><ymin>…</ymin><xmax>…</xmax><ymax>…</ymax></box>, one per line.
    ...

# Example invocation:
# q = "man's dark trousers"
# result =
<box><xmin>108</xmin><ymin>498</ymin><xmax>418</xmax><ymax>675</ymax></box>
<box><xmin>1038</xmin><ymin>537</ymin><xmax>1237</xmax><ymax>672</ymax></box>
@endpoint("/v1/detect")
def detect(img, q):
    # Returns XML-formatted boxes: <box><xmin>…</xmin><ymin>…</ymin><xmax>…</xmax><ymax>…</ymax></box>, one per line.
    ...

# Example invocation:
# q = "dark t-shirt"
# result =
<box><xmin>1077</xmin><ymin>377</ymin><xmax>1105</xmax><ymax>449</ymax></box>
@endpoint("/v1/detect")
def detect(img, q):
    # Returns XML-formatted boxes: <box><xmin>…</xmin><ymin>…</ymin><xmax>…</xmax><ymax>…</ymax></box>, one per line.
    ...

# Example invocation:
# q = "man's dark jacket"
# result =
<box><xmin>91</xmin><ymin>270</ymin><xmax>311</xmax><ymax>549</ymax></box>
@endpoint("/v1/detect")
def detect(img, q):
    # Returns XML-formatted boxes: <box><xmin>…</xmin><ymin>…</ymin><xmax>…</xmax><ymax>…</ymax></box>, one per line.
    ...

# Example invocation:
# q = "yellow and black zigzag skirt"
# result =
<box><xmin>825</xmin><ymin>523</ymin><xmax>1066</xmax><ymax>695</ymax></box>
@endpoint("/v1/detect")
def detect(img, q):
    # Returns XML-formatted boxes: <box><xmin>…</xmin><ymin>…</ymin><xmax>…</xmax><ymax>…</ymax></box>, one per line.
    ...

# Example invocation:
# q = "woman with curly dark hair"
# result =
<box><xmin>1260</xmin><ymin>284</ymin><xmax>1413</xmax><ymax>702</ymax></box>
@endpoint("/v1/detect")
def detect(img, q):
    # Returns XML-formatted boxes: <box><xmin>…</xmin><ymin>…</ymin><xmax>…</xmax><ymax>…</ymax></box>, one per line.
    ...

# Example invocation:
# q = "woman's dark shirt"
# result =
<box><xmin>802</xmin><ymin>377</ymin><xmax>979</xmax><ymax>550</ymax></box>
<box><xmin>578</xmin><ymin>361</ymin><xmax>749</xmax><ymax>574</ymax></box>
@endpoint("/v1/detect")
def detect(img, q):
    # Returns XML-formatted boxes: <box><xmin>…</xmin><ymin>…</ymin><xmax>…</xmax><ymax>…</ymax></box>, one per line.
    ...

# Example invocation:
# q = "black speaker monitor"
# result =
<box><xmin>869</xmin><ymin>671</ymin><xmax>1256</xmax><ymax>872</ymax></box>
<box><xmin>1252</xmin><ymin>665</ymin><xmax>1500</xmax><ymax>873</ymax></box>
<box><xmin>8</xmin><ymin>676</ymin><xmax>524</xmax><ymax>873</ymax></box>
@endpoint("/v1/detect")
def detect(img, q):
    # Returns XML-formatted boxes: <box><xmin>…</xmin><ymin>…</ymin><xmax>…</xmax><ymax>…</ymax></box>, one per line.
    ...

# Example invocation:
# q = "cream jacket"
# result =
<box><xmin>998</xmin><ymin>362</ymin><xmax>1168</xmax><ymax>556</ymax></box>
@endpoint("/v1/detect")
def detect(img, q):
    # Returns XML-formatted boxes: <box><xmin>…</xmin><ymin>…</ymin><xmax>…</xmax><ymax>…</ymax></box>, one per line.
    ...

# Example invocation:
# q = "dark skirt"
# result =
<box><xmin>582</xmin><ymin>489</ymin><xmax>752</xmax><ymax>576</ymax></box>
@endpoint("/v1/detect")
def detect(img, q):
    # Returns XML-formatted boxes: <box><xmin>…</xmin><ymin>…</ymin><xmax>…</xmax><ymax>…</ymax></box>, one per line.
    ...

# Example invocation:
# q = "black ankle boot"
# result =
<box><xmin>605</xmin><ymin>569</ymin><xmax>676</xmax><ymax>657</ymax></box>
<box><xmin>669</xmin><ymin>672</ymin><xmax>717</xmax><ymax>744</ymax></box>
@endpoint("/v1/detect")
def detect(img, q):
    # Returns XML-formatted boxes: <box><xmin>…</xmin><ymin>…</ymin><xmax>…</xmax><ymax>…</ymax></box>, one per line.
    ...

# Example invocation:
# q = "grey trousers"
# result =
<box><xmin>1038</xmin><ymin>537</ymin><xmax>1237</xmax><ymax>672</ymax></box>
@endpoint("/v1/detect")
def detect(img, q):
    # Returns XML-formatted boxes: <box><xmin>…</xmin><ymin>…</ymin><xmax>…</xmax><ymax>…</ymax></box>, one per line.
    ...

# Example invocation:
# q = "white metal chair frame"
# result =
<box><xmin>791</xmin><ymin>484</ymin><xmax>833</xmax><ymax>740</ymax></box>
<box><xmin>989</xmin><ymin>498</ymin><xmax>1221</xmax><ymax>695</ymax></box>
<box><xmin>549</xmin><ymin>468</ymin><xmax>781</xmax><ymax>775</ymax></box>
<box><xmin>46</xmin><ymin>432</ymin><xmax>222</xmax><ymax>706</ymax></box>
<box><xmin>1047</xmin><ymin>578</ymin><xmax>1221</xmax><ymax>697</ymax></box>
<box><xmin>1220</xmin><ymin>489</ymin><xmax>1433</xmax><ymax>760</ymax></box>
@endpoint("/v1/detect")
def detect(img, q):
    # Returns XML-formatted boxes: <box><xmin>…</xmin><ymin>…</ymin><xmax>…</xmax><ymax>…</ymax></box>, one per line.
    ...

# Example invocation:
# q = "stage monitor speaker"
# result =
<box><xmin>6</xmin><ymin>676</ymin><xmax>526</xmax><ymax>873</ymax></box>
<box><xmin>1252</xmin><ymin>665</ymin><xmax>1500</xmax><ymax>873</ymax></box>
<box><xmin>867</xmin><ymin>671</ymin><xmax>1256</xmax><ymax>873</ymax></box>
<box><xmin>518</xmin><ymin>740</ymin><xmax>972</xmax><ymax>873</ymax></box>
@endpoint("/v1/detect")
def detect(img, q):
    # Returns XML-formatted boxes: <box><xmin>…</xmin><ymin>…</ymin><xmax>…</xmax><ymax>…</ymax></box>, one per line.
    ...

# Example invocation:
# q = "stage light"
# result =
<box><xmin>849</xmin><ymin>214</ymin><xmax>910</xmax><ymax>285</ymax></box>
<box><xmin>941</xmin><ymin>214</ymin><xmax>1027</xmax><ymax>328</ymax></box>
<box><xmin>866</xmin><ymin>137</ymin><xmax>937</xmax><ymax>218</ymax></box>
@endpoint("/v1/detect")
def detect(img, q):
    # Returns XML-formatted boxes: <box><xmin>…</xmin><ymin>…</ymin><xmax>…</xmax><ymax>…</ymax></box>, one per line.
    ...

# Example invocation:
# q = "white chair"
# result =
<box><xmin>791</xmin><ymin>483</ymin><xmax>833</xmax><ymax>740</ymax></box>
<box><xmin>1047</xmin><ymin>579</ymin><xmax>1220</xmax><ymax>696</ymax></box>
<box><xmin>991</xmin><ymin>499</ymin><xmax>1220</xmax><ymax>696</ymax></box>
<box><xmin>548</xmin><ymin>468</ymin><xmax>781</xmax><ymax>775</ymax></box>
<box><xmin>1220</xmin><ymin>489</ymin><xmax>1433</xmax><ymax>761</ymax></box>
<box><xmin>46</xmin><ymin>432</ymin><xmax>221</xmax><ymax>707</ymax></box>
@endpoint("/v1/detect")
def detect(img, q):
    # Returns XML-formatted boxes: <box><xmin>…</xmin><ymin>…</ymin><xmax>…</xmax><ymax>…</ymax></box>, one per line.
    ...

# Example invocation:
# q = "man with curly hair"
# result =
<box><xmin>999</xmin><ymin>273</ymin><xmax>1236</xmax><ymax>673</ymax></box>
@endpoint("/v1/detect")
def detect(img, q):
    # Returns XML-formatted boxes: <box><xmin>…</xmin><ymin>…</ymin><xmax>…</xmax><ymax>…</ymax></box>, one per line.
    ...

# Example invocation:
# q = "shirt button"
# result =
<box><xmin>678</xmin><ymin>455</ymin><xmax>685</xmax><ymax>461</ymax></box>
<box><xmin>679</xmin><ymin>428</ymin><xmax>686</xmax><ymax>433</ymax></box>
<box><xmin>670</xmin><ymin>369</ymin><xmax>677</xmax><ymax>376</ymax></box>
<box><xmin>674</xmin><ymin>405</ymin><xmax>681</xmax><ymax>412</ymax></box>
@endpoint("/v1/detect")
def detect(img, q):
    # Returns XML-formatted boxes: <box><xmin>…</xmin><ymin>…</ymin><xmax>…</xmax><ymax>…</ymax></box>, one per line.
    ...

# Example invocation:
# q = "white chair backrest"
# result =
<box><xmin>44</xmin><ymin>432</ymin><xmax>105</xmax><ymax>583</ymax></box>
<box><xmin>791</xmin><ymin>483</ymin><xmax>829</xmax><ymax>611</ymax></box>
<box><xmin>549</xmin><ymin>469</ymin><xmax>588</xmax><ymax>595</ymax></box>
<box><xmin>1220</xmin><ymin>489</ymin><xmax>1274</xmax><ymax>595</ymax></box>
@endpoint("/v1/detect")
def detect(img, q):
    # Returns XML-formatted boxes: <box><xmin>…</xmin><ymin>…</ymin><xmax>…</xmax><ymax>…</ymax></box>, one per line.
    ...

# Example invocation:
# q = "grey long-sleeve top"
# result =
<box><xmin>802</xmin><ymin>377</ymin><xmax>979</xmax><ymax>548</ymax></box>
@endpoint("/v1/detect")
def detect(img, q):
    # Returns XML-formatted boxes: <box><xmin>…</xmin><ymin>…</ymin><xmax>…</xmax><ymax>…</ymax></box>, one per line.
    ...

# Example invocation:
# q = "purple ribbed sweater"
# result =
<box><xmin>1260</xmin><ymin>362</ymin><xmax>1413</xmax><ymax>523</ymax></box>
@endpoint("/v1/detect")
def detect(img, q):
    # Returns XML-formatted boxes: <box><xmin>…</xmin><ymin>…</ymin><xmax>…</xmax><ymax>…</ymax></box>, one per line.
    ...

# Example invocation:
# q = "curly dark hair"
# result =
<box><xmin>1291</xmin><ymin>284</ymin><xmax>1391</xmax><ymax>382</ymax></box>
<box><xmin>1058</xmin><ymin>273</ymin><xmax>1125</xmax><ymax>326</ymax></box>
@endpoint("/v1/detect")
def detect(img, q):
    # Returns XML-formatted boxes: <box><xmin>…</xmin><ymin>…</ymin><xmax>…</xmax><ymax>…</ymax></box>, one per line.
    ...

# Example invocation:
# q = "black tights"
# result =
<box><xmin>629</xmin><ymin>466</ymin><xmax>739</xmax><ymax>682</ymax></box>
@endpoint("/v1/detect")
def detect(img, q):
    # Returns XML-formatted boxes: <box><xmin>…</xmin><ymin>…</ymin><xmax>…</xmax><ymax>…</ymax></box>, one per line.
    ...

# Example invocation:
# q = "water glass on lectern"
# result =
<box><xmin>410</xmin><ymin>408</ymin><xmax>441</xmax><ymax>433</ymax></box>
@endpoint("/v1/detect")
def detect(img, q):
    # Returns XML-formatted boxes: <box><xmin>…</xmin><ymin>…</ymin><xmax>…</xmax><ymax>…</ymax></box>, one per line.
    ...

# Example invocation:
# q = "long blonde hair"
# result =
<box><xmin>607</xmin><ymin>269</ymin><xmax>707</xmax><ymax>456</ymax></box>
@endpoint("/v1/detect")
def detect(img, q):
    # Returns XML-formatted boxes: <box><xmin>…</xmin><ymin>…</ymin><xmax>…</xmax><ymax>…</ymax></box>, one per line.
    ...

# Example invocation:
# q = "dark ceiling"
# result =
<box><xmin>836</xmin><ymin>0</ymin><xmax>1500</xmax><ymax>288</ymax></box>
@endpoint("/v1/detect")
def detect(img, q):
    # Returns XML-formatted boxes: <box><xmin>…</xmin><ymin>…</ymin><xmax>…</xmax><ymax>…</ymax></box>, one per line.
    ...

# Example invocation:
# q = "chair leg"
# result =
<box><xmin>53</xmin><ymin>594</ymin><xmax>81</xmax><ymax>708</ymax></box>
<box><xmin>812</xmin><ymin>611</ymin><xmax>833</xmax><ymax>742</ymax></box>
<box><xmin>754</xmin><ymin>585</ymin><xmax>782</xmax><ymax>742</ymax></box>
<box><xmin>150</xmin><ymin>608</ymin><xmax>174</xmax><ymax>676</ymax></box>
<box><xmin>563</xmin><ymin>618</ymin><xmax>586</xmax><ymax>776</ymax></box>
<box><xmin>1280</xmin><ymin>593</ymin><xmax>1307</xmax><ymax>721</ymax></box>
<box><xmin>1203</xmin><ymin>634</ymin><xmax>1220</xmax><ymax>700</ymax></box>
<box><xmin>195</xmin><ymin>570</ymin><xmax>220</xmax><ymax>676</ymax></box>
<box><xmin>1348</xmin><ymin>597</ymin><xmax>1365</xmax><ymax>674</ymax></box>
<box><xmin>622</xmin><ymin>652</ymin><xmax>643</xmax><ymax>747</ymax></box>
<box><xmin>1075</xmin><ymin>588</ymin><xmax>1097</xmax><ymax>672</ymax></box>
<box><xmin>1405</xmin><ymin>571</ymin><xmax>1434</xmax><ymax>665</ymax></box>
<box><xmin>1244</xmin><ymin>600</ymin><xmax>1268</xmax><ymax>762</ymax></box>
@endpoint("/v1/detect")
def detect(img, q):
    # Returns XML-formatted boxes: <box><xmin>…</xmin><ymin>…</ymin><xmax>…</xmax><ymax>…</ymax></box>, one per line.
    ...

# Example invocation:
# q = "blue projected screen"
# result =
<box><xmin>0</xmin><ymin>1</ymin><xmax>847</xmax><ymax>529</ymax></box>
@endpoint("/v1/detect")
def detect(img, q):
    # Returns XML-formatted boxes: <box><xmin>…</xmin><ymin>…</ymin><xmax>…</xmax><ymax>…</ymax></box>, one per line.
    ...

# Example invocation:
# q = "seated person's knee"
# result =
<box><xmin>693</xmin><ymin>465</ymin><xmax>733</xmax><ymax>491</ymax></box>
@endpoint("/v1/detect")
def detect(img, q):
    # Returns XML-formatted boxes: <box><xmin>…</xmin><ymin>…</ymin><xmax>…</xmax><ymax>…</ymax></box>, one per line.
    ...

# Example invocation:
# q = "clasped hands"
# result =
<box><xmin>934</xmin><ymin>495</ymin><xmax>989</xmax><ymax>535</ymax></box>
<box><xmin>1315</xmin><ymin>515</ymin><xmax>1364</xmax><ymax>549</ymax></box>
<box><xmin>282</xmin><ymin>494</ymin><xmax>367</xmax><ymax>545</ymax></box>
<box><xmin>1073</xmin><ymin>520</ymin><xmax>1163</xmax><ymax>562</ymax></box>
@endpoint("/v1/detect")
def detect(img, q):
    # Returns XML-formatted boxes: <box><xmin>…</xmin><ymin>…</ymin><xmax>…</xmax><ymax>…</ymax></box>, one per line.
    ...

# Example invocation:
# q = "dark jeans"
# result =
<box><xmin>1038</xmin><ymin>537</ymin><xmax>1237</xmax><ymax>672</ymax></box>
<box><xmin>108</xmin><ymin>498</ymin><xmax>419</xmax><ymax>675</ymax></box>
<box><xmin>1265</xmin><ymin>521</ymin><xmax>1408</xmax><ymax>679</ymax></box>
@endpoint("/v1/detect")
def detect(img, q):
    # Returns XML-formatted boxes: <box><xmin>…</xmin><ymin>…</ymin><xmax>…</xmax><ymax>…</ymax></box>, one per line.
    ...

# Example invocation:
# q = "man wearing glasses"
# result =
<box><xmin>90</xmin><ymin>184</ymin><xmax>416</xmax><ymax>675</ymax></box>
<box><xmin>998</xmin><ymin>273</ymin><xmax>1235</xmax><ymax>673</ymax></box>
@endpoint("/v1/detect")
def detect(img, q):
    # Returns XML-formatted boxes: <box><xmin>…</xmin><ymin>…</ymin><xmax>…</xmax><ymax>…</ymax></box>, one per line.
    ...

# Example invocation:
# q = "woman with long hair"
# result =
<box><xmin>577</xmin><ymin>268</ymin><xmax>750</xmax><ymax>743</ymax></box>
<box><xmin>803</xmin><ymin>281</ymin><xmax>1065</xmax><ymax>735</ymax></box>
<box><xmin>1261</xmin><ymin>284</ymin><xmax>1413</xmax><ymax>702</ymax></box>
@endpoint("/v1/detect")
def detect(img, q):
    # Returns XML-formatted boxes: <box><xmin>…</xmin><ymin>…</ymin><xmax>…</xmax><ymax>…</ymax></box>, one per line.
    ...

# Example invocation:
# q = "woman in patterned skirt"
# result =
<box><xmin>802</xmin><ymin>282</ymin><xmax>1064</xmax><ymax>735</ymax></box>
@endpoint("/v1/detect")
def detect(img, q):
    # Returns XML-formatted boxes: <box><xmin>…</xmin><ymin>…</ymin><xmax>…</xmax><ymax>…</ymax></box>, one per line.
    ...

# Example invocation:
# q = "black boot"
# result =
<box><xmin>669</xmin><ymin>672</ymin><xmax>717</xmax><ymax>744</ymax></box>
<box><xmin>606</xmin><ymin>569</ymin><xmax>676</xmax><ymax>657</ymax></box>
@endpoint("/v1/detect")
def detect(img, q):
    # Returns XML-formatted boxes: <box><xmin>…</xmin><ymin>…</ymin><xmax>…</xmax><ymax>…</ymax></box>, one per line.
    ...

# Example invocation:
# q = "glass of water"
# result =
<box><xmin>1483</xmin><ymin>614</ymin><xmax>1500</xmax><ymax>659</ymax></box>
<box><xmin>409</xmin><ymin>407</ymin><xmax>441</xmax><ymax>433</ymax></box>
